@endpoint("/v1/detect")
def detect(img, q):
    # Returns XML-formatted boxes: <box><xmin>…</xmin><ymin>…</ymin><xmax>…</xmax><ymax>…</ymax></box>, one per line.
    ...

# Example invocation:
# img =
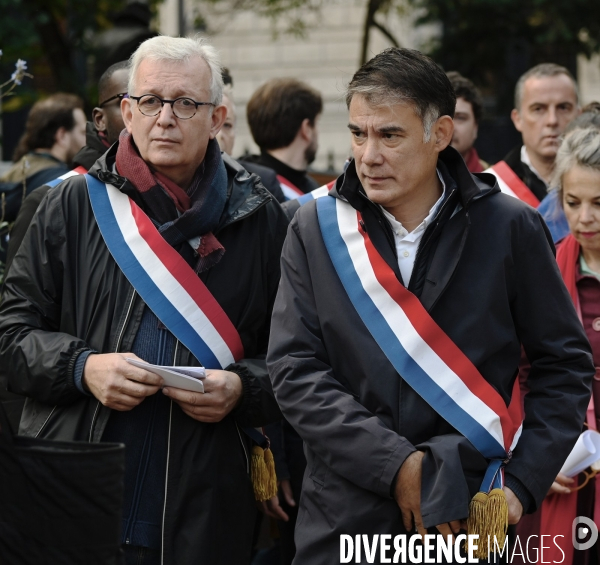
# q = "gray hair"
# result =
<box><xmin>553</xmin><ymin>127</ymin><xmax>600</xmax><ymax>199</ymax></box>
<box><xmin>128</xmin><ymin>35</ymin><xmax>224</xmax><ymax>106</ymax></box>
<box><xmin>345</xmin><ymin>48</ymin><xmax>456</xmax><ymax>143</ymax></box>
<box><xmin>514</xmin><ymin>63</ymin><xmax>579</xmax><ymax>111</ymax></box>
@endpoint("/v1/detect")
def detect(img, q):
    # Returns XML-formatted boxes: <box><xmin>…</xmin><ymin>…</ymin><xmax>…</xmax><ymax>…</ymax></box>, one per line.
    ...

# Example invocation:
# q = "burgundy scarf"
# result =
<box><xmin>115</xmin><ymin>131</ymin><xmax>227</xmax><ymax>272</ymax></box>
<box><xmin>464</xmin><ymin>147</ymin><xmax>484</xmax><ymax>173</ymax></box>
<box><xmin>556</xmin><ymin>233</ymin><xmax>581</xmax><ymax>318</ymax></box>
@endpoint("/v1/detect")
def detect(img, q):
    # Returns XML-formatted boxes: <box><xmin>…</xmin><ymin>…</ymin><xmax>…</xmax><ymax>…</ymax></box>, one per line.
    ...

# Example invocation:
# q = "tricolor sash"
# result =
<box><xmin>84</xmin><ymin>174</ymin><xmax>244</xmax><ymax>369</ymax></box>
<box><xmin>316</xmin><ymin>195</ymin><xmax>523</xmax><ymax>486</ymax></box>
<box><xmin>45</xmin><ymin>166</ymin><xmax>87</xmax><ymax>188</ymax></box>
<box><xmin>485</xmin><ymin>161</ymin><xmax>540</xmax><ymax>208</ymax></box>
<box><xmin>277</xmin><ymin>175</ymin><xmax>304</xmax><ymax>201</ymax></box>
<box><xmin>296</xmin><ymin>180</ymin><xmax>335</xmax><ymax>206</ymax></box>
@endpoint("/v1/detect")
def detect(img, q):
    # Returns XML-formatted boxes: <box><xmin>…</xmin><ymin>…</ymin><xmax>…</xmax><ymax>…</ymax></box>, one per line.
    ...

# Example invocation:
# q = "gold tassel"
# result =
<box><xmin>251</xmin><ymin>445</ymin><xmax>278</xmax><ymax>502</ymax></box>
<box><xmin>467</xmin><ymin>491</ymin><xmax>490</xmax><ymax>558</ymax></box>
<box><xmin>467</xmin><ymin>489</ymin><xmax>508</xmax><ymax>559</ymax></box>
<box><xmin>264</xmin><ymin>447</ymin><xmax>278</xmax><ymax>499</ymax></box>
<box><xmin>486</xmin><ymin>488</ymin><xmax>509</xmax><ymax>552</ymax></box>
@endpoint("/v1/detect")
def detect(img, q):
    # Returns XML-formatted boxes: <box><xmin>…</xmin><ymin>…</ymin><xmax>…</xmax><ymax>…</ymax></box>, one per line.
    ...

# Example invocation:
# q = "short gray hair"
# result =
<box><xmin>345</xmin><ymin>48</ymin><xmax>456</xmax><ymax>143</ymax></box>
<box><xmin>514</xmin><ymin>63</ymin><xmax>579</xmax><ymax>111</ymax></box>
<box><xmin>553</xmin><ymin>127</ymin><xmax>600</xmax><ymax>199</ymax></box>
<box><xmin>128</xmin><ymin>35</ymin><xmax>224</xmax><ymax>106</ymax></box>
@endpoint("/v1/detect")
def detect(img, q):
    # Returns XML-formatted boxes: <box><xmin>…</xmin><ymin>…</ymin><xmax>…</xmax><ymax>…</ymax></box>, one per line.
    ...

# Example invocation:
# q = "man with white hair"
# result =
<box><xmin>0</xmin><ymin>36</ymin><xmax>288</xmax><ymax>565</ymax></box>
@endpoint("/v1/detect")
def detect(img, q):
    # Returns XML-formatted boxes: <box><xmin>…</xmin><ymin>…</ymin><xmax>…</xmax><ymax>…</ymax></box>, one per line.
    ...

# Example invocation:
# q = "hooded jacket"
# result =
<box><xmin>267</xmin><ymin>146</ymin><xmax>593</xmax><ymax>564</ymax></box>
<box><xmin>5</xmin><ymin>122</ymin><xmax>109</xmax><ymax>275</ymax></box>
<box><xmin>0</xmin><ymin>141</ymin><xmax>289</xmax><ymax>564</ymax></box>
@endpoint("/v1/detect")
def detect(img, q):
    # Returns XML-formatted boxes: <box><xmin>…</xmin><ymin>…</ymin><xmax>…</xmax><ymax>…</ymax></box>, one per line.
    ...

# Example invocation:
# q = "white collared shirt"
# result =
<box><xmin>379</xmin><ymin>170</ymin><xmax>446</xmax><ymax>285</ymax></box>
<box><xmin>520</xmin><ymin>145</ymin><xmax>549</xmax><ymax>189</ymax></box>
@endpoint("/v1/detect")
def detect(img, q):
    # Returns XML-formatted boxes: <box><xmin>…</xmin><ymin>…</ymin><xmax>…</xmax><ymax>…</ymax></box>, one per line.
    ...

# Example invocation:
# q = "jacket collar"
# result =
<box><xmin>329</xmin><ymin>145</ymin><xmax>498</xmax><ymax>311</ymax></box>
<box><xmin>334</xmin><ymin>145</ymin><xmax>498</xmax><ymax>210</ymax></box>
<box><xmin>88</xmin><ymin>141</ymin><xmax>273</xmax><ymax>232</ymax></box>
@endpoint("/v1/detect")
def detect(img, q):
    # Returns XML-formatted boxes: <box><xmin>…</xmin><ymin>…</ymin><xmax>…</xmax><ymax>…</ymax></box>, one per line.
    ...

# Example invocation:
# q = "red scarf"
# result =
<box><xmin>556</xmin><ymin>234</ymin><xmax>582</xmax><ymax>319</ymax></box>
<box><xmin>116</xmin><ymin>132</ymin><xmax>192</xmax><ymax>214</ymax></box>
<box><xmin>114</xmin><ymin>131</ymin><xmax>226</xmax><ymax>272</ymax></box>
<box><xmin>464</xmin><ymin>147</ymin><xmax>484</xmax><ymax>173</ymax></box>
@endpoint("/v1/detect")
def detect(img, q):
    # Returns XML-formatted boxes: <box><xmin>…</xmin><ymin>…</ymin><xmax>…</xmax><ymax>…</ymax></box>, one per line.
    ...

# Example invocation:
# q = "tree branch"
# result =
<box><xmin>360</xmin><ymin>0</ymin><xmax>383</xmax><ymax>65</ymax></box>
<box><xmin>371</xmin><ymin>18</ymin><xmax>400</xmax><ymax>47</ymax></box>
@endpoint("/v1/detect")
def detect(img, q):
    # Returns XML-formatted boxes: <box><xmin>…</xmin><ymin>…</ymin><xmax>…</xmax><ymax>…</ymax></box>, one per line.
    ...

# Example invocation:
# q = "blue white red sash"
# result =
<box><xmin>85</xmin><ymin>174</ymin><xmax>244</xmax><ymax>369</ymax></box>
<box><xmin>485</xmin><ymin>161</ymin><xmax>540</xmax><ymax>208</ymax></box>
<box><xmin>316</xmin><ymin>195</ymin><xmax>522</xmax><ymax>489</ymax></box>
<box><xmin>296</xmin><ymin>180</ymin><xmax>335</xmax><ymax>206</ymax></box>
<box><xmin>45</xmin><ymin>166</ymin><xmax>87</xmax><ymax>188</ymax></box>
<box><xmin>277</xmin><ymin>175</ymin><xmax>304</xmax><ymax>201</ymax></box>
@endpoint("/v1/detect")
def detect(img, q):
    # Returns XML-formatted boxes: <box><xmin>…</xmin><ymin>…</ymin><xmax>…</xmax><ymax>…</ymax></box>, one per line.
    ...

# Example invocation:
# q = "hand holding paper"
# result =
<box><xmin>162</xmin><ymin>369</ymin><xmax>243</xmax><ymax>423</ymax></box>
<box><xmin>125</xmin><ymin>358</ymin><xmax>206</xmax><ymax>393</ymax></box>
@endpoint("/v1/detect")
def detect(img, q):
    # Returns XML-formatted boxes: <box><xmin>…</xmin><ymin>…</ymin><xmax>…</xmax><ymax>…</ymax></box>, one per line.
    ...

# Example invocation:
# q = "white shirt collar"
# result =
<box><xmin>520</xmin><ymin>145</ymin><xmax>549</xmax><ymax>188</ymax></box>
<box><xmin>379</xmin><ymin>169</ymin><xmax>446</xmax><ymax>240</ymax></box>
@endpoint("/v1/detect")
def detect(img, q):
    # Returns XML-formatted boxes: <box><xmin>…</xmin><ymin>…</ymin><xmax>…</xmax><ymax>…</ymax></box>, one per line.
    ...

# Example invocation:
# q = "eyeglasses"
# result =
<box><xmin>99</xmin><ymin>93</ymin><xmax>127</xmax><ymax>107</ymax></box>
<box><xmin>126</xmin><ymin>94</ymin><xmax>214</xmax><ymax>120</ymax></box>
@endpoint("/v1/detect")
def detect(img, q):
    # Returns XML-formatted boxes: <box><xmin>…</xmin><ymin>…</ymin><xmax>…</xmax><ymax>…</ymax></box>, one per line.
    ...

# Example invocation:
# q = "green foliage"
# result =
<box><xmin>410</xmin><ymin>0</ymin><xmax>600</xmax><ymax>109</ymax></box>
<box><xmin>0</xmin><ymin>0</ymin><xmax>160</xmax><ymax>100</ymax></box>
<box><xmin>198</xmin><ymin>0</ymin><xmax>323</xmax><ymax>38</ymax></box>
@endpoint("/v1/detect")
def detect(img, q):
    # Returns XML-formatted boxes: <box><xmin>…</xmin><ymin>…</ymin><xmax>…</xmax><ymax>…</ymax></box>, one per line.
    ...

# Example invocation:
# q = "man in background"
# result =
<box><xmin>241</xmin><ymin>78</ymin><xmax>322</xmax><ymax>200</ymax></box>
<box><xmin>487</xmin><ymin>63</ymin><xmax>580</xmax><ymax>206</ymax></box>
<box><xmin>1</xmin><ymin>93</ymin><xmax>86</xmax><ymax>191</ymax></box>
<box><xmin>216</xmin><ymin>81</ymin><xmax>285</xmax><ymax>202</ymax></box>
<box><xmin>447</xmin><ymin>71</ymin><xmax>488</xmax><ymax>173</ymax></box>
<box><xmin>5</xmin><ymin>61</ymin><xmax>130</xmax><ymax>275</ymax></box>
<box><xmin>0</xmin><ymin>61</ymin><xmax>130</xmax><ymax>434</ymax></box>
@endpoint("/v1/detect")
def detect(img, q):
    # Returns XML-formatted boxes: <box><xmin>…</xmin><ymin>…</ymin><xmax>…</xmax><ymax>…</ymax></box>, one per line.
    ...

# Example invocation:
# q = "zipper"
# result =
<box><xmin>88</xmin><ymin>289</ymin><xmax>137</xmax><ymax>443</ymax></box>
<box><xmin>409</xmin><ymin>188</ymin><xmax>457</xmax><ymax>289</ymax></box>
<box><xmin>161</xmin><ymin>339</ymin><xmax>178</xmax><ymax>564</ymax></box>
<box><xmin>236</xmin><ymin>422</ymin><xmax>250</xmax><ymax>474</ymax></box>
<box><xmin>34</xmin><ymin>406</ymin><xmax>57</xmax><ymax>438</ymax></box>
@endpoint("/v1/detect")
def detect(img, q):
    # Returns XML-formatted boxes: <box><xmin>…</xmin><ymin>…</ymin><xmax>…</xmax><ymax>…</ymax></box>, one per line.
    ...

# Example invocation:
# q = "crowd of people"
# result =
<box><xmin>0</xmin><ymin>33</ymin><xmax>599</xmax><ymax>565</ymax></box>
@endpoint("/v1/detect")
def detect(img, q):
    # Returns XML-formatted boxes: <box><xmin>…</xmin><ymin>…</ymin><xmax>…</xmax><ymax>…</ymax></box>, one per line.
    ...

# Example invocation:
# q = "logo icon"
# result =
<box><xmin>573</xmin><ymin>516</ymin><xmax>598</xmax><ymax>550</ymax></box>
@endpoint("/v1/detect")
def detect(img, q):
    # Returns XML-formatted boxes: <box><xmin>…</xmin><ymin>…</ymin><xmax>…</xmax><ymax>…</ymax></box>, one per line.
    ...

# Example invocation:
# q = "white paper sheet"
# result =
<box><xmin>560</xmin><ymin>430</ymin><xmax>600</xmax><ymax>477</ymax></box>
<box><xmin>125</xmin><ymin>358</ymin><xmax>205</xmax><ymax>393</ymax></box>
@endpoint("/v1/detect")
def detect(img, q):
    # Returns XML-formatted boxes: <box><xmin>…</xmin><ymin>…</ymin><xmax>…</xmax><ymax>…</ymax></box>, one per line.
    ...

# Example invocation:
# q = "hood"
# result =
<box><xmin>87</xmin><ymin>140</ymin><xmax>273</xmax><ymax>230</ymax></box>
<box><xmin>334</xmin><ymin>145</ymin><xmax>500</xmax><ymax>209</ymax></box>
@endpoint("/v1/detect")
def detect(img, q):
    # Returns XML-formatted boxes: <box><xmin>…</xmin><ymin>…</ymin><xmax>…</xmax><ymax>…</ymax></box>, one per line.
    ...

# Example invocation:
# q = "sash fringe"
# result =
<box><xmin>251</xmin><ymin>446</ymin><xmax>278</xmax><ymax>502</ymax></box>
<box><xmin>468</xmin><ymin>488</ymin><xmax>508</xmax><ymax>558</ymax></box>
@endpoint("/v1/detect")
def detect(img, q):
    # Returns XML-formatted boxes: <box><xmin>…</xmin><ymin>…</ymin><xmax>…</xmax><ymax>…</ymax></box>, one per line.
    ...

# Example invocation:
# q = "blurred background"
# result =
<box><xmin>1</xmin><ymin>0</ymin><xmax>600</xmax><ymax>174</ymax></box>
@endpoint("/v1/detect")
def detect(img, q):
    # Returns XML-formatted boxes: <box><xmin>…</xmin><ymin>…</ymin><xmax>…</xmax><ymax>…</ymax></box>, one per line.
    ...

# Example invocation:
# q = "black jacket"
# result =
<box><xmin>241</xmin><ymin>152</ymin><xmax>319</xmax><ymax>195</ymax></box>
<box><xmin>5</xmin><ymin>122</ymin><xmax>109</xmax><ymax>275</ymax></box>
<box><xmin>503</xmin><ymin>145</ymin><xmax>548</xmax><ymax>202</ymax></box>
<box><xmin>0</xmin><ymin>143</ymin><xmax>289</xmax><ymax>564</ymax></box>
<box><xmin>238</xmin><ymin>159</ymin><xmax>286</xmax><ymax>203</ymax></box>
<box><xmin>267</xmin><ymin>146</ymin><xmax>593</xmax><ymax>564</ymax></box>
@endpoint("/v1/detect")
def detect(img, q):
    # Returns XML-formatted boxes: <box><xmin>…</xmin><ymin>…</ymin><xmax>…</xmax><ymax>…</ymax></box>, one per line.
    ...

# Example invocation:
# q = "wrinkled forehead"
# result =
<box><xmin>521</xmin><ymin>74</ymin><xmax>578</xmax><ymax>106</ymax></box>
<box><xmin>133</xmin><ymin>56</ymin><xmax>212</xmax><ymax>98</ymax></box>
<box><xmin>349</xmin><ymin>94</ymin><xmax>421</xmax><ymax>125</ymax></box>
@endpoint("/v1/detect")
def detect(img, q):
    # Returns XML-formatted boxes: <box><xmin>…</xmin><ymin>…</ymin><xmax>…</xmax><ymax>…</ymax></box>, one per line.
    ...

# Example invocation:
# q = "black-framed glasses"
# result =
<box><xmin>99</xmin><ymin>93</ymin><xmax>127</xmax><ymax>107</ymax></box>
<box><xmin>126</xmin><ymin>94</ymin><xmax>214</xmax><ymax>120</ymax></box>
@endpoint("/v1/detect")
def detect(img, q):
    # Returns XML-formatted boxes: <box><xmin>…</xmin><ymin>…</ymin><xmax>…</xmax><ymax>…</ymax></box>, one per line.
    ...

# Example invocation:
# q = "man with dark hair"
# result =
<box><xmin>486</xmin><ymin>63</ymin><xmax>580</xmax><ymax>206</ymax></box>
<box><xmin>1</xmin><ymin>93</ymin><xmax>86</xmax><ymax>189</ymax></box>
<box><xmin>267</xmin><ymin>47</ymin><xmax>592</xmax><ymax>563</ymax></box>
<box><xmin>216</xmin><ymin>83</ymin><xmax>285</xmax><ymax>202</ymax></box>
<box><xmin>241</xmin><ymin>78</ymin><xmax>322</xmax><ymax>199</ymax></box>
<box><xmin>4</xmin><ymin>61</ymin><xmax>130</xmax><ymax>275</ymax></box>
<box><xmin>447</xmin><ymin>71</ymin><xmax>488</xmax><ymax>173</ymax></box>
